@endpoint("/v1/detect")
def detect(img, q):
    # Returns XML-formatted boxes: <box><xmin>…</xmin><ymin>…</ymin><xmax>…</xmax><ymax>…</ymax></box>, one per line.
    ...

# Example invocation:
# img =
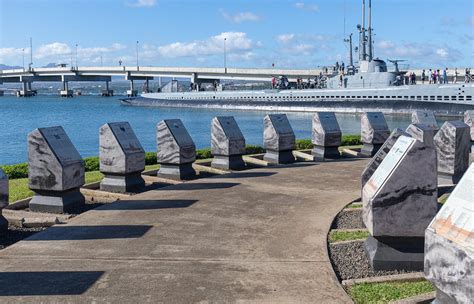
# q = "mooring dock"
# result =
<box><xmin>0</xmin><ymin>159</ymin><xmax>367</xmax><ymax>303</ymax></box>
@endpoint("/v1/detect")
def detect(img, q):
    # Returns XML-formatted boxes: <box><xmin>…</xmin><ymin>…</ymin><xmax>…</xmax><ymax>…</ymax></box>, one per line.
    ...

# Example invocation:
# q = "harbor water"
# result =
<box><xmin>1</xmin><ymin>94</ymin><xmax>423</xmax><ymax>165</ymax></box>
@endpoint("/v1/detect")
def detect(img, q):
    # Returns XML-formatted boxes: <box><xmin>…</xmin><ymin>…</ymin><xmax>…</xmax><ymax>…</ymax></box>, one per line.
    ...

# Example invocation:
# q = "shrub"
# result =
<box><xmin>1</xmin><ymin>163</ymin><xmax>28</xmax><ymax>179</ymax></box>
<box><xmin>295</xmin><ymin>139</ymin><xmax>313</xmax><ymax>150</ymax></box>
<box><xmin>245</xmin><ymin>145</ymin><xmax>264</xmax><ymax>155</ymax></box>
<box><xmin>196</xmin><ymin>148</ymin><xmax>212</xmax><ymax>159</ymax></box>
<box><xmin>84</xmin><ymin>156</ymin><xmax>99</xmax><ymax>172</ymax></box>
<box><xmin>341</xmin><ymin>134</ymin><xmax>362</xmax><ymax>146</ymax></box>
<box><xmin>145</xmin><ymin>152</ymin><xmax>157</xmax><ymax>165</ymax></box>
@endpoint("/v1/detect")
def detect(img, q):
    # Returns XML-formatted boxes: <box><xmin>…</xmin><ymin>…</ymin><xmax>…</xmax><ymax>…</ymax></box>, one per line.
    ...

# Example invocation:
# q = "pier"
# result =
<box><xmin>1</xmin><ymin>66</ymin><xmax>467</xmax><ymax>97</ymax></box>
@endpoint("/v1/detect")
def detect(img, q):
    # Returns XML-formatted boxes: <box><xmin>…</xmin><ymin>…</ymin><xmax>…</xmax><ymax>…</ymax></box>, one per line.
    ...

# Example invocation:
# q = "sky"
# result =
<box><xmin>0</xmin><ymin>0</ymin><xmax>473</xmax><ymax>69</ymax></box>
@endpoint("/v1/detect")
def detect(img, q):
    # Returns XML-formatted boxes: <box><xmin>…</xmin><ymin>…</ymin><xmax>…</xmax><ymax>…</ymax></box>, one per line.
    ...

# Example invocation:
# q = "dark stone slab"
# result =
<box><xmin>359</xmin><ymin>112</ymin><xmax>390</xmax><ymax>157</ymax></box>
<box><xmin>0</xmin><ymin>169</ymin><xmax>8</xmax><ymax>230</ymax></box>
<box><xmin>157</xmin><ymin>163</ymin><xmax>196</xmax><ymax>181</ymax></box>
<box><xmin>100</xmin><ymin>172</ymin><xmax>145</xmax><ymax>193</ymax></box>
<box><xmin>411</xmin><ymin>110</ymin><xmax>439</xmax><ymax>133</ymax></box>
<box><xmin>100</xmin><ymin>122</ymin><xmax>145</xmax><ymax>193</ymax></box>
<box><xmin>464</xmin><ymin>110</ymin><xmax>474</xmax><ymax>164</ymax></box>
<box><xmin>28</xmin><ymin>126</ymin><xmax>85</xmax><ymax>213</ymax></box>
<box><xmin>311</xmin><ymin>112</ymin><xmax>342</xmax><ymax>161</ymax></box>
<box><xmin>29</xmin><ymin>189</ymin><xmax>85</xmax><ymax>214</ymax></box>
<box><xmin>157</xmin><ymin>119</ymin><xmax>196</xmax><ymax>180</ymax></box>
<box><xmin>364</xmin><ymin>235</ymin><xmax>424</xmax><ymax>271</ymax></box>
<box><xmin>434</xmin><ymin>121</ymin><xmax>470</xmax><ymax>185</ymax></box>
<box><xmin>361</xmin><ymin>128</ymin><xmax>409</xmax><ymax>188</ymax></box>
<box><xmin>211</xmin><ymin>117</ymin><xmax>246</xmax><ymax>170</ymax></box>
<box><xmin>263</xmin><ymin>114</ymin><xmax>295</xmax><ymax>164</ymax></box>
<box><xmin>406</xmin><ymin>123</ymin><xmax>436</xmax><ymax>148</ymax></box>
<box><xmin>424</xmin><ymin>164</ymin><xmax>474</xmax><ymax>304</ymax></box>
<box><xmin>362</xmin><ymin>136</ymin><xmax>438</xmax><ymax>271</ymax></box>
<box><xmin>211</xmin><ymin>155</ymin><xmax>246</xmax><ymax>171</ymax></box>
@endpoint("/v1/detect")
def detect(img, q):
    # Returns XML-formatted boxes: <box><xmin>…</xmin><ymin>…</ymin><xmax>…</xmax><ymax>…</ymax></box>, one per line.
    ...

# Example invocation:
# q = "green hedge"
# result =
<box><xmin>1</xmin><ymin>136</ymin><xmax>362</xmax><ymax>179</ymax></box>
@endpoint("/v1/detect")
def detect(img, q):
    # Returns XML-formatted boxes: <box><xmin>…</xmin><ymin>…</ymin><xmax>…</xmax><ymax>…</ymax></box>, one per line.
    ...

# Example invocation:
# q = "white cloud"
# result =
<box><xmin>375</xmin><ymin>39</ymin><xmax>462</xmax><ymax>64</ymax></box>
<box><xmin>126</xmin><ymin>0</ymin><xmax>156</xmax><ymax>8</ymax></box>
<box><xmin>0</xmin><ymin>47</ymin><xmax>29</xmax><ymax>62</ymax></box>
<box><xmin>295</xmin><ymin>2</ymin><xmax>319</xmax><ymax>12</ymax></box>
<box><xmin>469</xmin><ymin>16</ymin><xmax>474</xmax><ymax>27</ymax></box>
<box><xmin>35</xmin><ymin>42</ymin><xmax>72</xmax><ymax>59</ymax></box>
<box><xmin>157</xmin><ymin>32</ymin><xmax>257</xmax><ymax>58</ymax></box>
<box><xmin>220</xmin><ymin>10</ymin><xmax>261</xmax><ymax>23</ymax></box>
<box><xmin>276</xmin><ymin>34</ymin><xmax>295</xmax><ymax>43</ymax></box>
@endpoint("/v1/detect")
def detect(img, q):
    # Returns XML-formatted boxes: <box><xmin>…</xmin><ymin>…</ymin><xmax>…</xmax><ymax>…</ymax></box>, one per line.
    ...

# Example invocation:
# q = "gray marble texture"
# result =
<box><xmin>28</xmin><ymin>126</ymin><xmax>85</xmax><ymax>191</ymax></box>
<box><xmin>211</xmin><ymin>116</ymin><xmax>246</xmax><ymax>156</ymax></box>
<box><xmin>311</xmin><ymin>112</ymin><xmax>342</xmax><ymax>147</ymax></box>
<box><xmin>362</xmin><ymin>136</ymin><xmax>438</xmax><ymax>237</ymax></box>
<box><xmin>424</xmin><ymin>164</ymin><xmax>474</xmax><ymax>304</ymax></box>
<box><xmin>157</xmin><ymin>119</ymin><xmax>196</xmax><ymax>165</ymax></box>
<box><xmin>434</xmin><ymin>121</ymin><xmax>470</xmax><ymax>177</ymax></box>
<box><xmin>361</xmin><ymin>112</ymin><xmax>390</xmax><ymax>145</ymax></box>
<box><xmin>0</xmin><ymin>168</ymin><xmax>8</xmax><ymax>209</ymax></box>
<box><xmin>412</xmin><ymin>110</ymin><xmax>439</xmax><ymax>132</ymax></box>
<box><xmin>263</xmin><ymin>114</ymin><xmax>295</xmax><ymax>152</ymax></box>
<box><xmin>464</xmin><ymin>110</ymin><xmax>474</xmax><ymax>141</ymax></box>
<box><xmin>406</xmin><ymin>123</ymin><xmax>436</xmax><ymax>148</ymax></box>
<box><xmin>100</xmin><ymin>122</ymin><xmax>145</xmax><ymax>174</ymax></box>
<box><xmin>361</xmin><ymin>128</ymin><xmax>409</xmax><ymax>188</ymax></box>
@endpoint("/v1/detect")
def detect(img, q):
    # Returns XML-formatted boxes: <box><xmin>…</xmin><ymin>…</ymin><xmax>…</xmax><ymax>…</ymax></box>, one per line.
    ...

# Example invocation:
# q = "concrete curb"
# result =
<box><xmin>342</xmin><ymin>272</ymin><xmax>426</xmax><ymax>286</ymax></box>
<box><xmin>389</xmin><ymin>291</ymin><xmax>436</xmax><ymax>304</ymax></box>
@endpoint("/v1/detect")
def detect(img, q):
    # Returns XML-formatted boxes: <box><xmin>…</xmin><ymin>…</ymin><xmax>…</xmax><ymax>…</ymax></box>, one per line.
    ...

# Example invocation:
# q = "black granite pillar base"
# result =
<box><xmin>157</xmin><ymin>163</ymin><xmax>196</xmax><ymax>180</ymax></box>
<box><xmin>364</xmin><ymin>235</ymin><xmax>425</xmax><ymax>271</ymax></box>
<box><xmin>100</xmin><ymin>172</ymin><xmax>145</xmax><ymax>193</ymax></box>
<box><xmin>432</xmin><ymin>288</ymin><xmax>458</xmax><ymax>304</ymax></box>
<box><xmin>29</xmin><ymin>188</ymin><xmax>85</xmax><ymax>214</ymax></box>
<box><xmin>438</xmin><ymin>172</ymin><xmax>463</xmax><ymax>186</ymax></box>
<box><xmin>263</xmin><ymin>150</ymin><xmax>295</xmax><ymax>164</ymax></box>
<box><xmin>211</xmin><ymin>155</ymin><xmax>246</xmax><ymax>170</ymax></box>
<box><xmin>0</xmin><ymin>213</ymin><xmax>8</xmax><ymax>231</ymax></box>
<box><xmin>359</xmin><ymin>143</ymin><xmax>382</xmax><ymax>157</ymax></box>
<box><xmin>311</xmin><ymin>146</ymin><xmax>341</xmax><ymax>161</ymax></box>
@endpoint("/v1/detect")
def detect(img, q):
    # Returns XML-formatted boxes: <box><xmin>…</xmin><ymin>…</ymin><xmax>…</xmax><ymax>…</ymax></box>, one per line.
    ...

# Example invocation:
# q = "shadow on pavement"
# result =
<box><xmin>0</xmin><ymin>271</ymin><xmax>103</xmax><ymax>296</ymax></box>
<box><xmin>159</xmin><ymin>182</ymin><xmax>239</xmax><ymax>191</ymax></box>
<box><xmin>226</xmin><ymin>172</ymin><xmax>277</xmax><ymax>179</ymax></box>
<box><xmin>24</xmin><ymin>225</ymin><xmax>152</xmax><ymax>241</ymax></box>
<box><xmin>100</xmin><ymin>199</ymin><xmax>198</xmax><ymax>210</ymax></box>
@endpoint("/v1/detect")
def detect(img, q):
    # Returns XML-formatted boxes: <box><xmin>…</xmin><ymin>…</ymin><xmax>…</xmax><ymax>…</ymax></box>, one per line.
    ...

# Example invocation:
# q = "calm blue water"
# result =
<box><xmin>0</xmin><ymin>95</ymin><xmax>415</xmax><ymax>165</ymax></box>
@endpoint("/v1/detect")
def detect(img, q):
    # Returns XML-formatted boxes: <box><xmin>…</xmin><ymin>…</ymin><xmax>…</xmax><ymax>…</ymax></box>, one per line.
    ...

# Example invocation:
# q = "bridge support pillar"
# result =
<box><xmin>17</xmin><ymin>82</ymin><xmax>35</xmax><ymax>97</ymax></box>
<box><xmin>60</xmin><ymin>81</ymin><xmax>73</xmax><ymax>97</ymax></box>
<box><xmin>127</xmin><ymin>80</ymin><xmax>138</xmax><ymax>97</ymax></box>
<box><xmin>101</xmin><ymin>80</ymin><xmax>114</xmax><ymax>97</ymax></box>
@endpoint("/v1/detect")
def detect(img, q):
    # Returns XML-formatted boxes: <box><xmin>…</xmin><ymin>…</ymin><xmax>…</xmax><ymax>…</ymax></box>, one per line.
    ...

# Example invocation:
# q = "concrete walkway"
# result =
<box><xmin>0</xmin><ymin>159</ymin><xmax>367</xmax><ymax>303</ymax></box>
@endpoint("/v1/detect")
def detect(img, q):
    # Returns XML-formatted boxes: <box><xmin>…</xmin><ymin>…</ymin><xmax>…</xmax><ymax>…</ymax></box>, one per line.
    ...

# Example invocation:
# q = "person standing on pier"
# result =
<box><xmin>428</xmin><ymin>69</ymin><xmax>433</xmax><ymax>84</ymax></box>
<box><xmin>422</xmin><ymin>70</ymin><xmax>426</xmax><ymax>84</ymax></box>
<box><xmin>443</xmin><ymin>68</ymin><xmax>448</xmax><ymax>84</ymax></box>
<box><xmin>453</xmin><ymin>68</ymin><xmax>458</xmax><ymax>83</ymax></box>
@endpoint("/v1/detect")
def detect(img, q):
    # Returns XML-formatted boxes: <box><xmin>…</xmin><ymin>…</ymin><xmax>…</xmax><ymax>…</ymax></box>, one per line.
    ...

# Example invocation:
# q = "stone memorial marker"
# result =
<box><xmin>464</xmin><ymin>110</ymin><xmax>474</xmax><ymax>163</ymax></box>
<box><xmin>0</xmin><ymin>169</ymin><xmax>8</xmax><ymax>230</ymax></box>
<box><xmin>434</xmin><ymin>121</ymin><xmax>470</xmax><ymax>185</ymax></box>
<box><xmin>211</xmin><ymin>116</ymin><xmax>246</xmax><ymax>170</ymax></box>
<box><xmin>99</xmin><ymin>122</ymin><xmax>145</xmax><ymax>193</ymax></box>
<box><xmin>263</xmin><ymin>114</ymin><xmax>295</xmax><ymax>164</ymax></box>
<box><xmin>359</xmin><ymin>112</ymin><xmax>390</xmax><ymax>157</ymax></box>
<box><xmin>28</xmin><ymin>126</ymin><xmax>85</xmax><ymax>213</ymax></box>
<box><xmin>406</xmin><ymin>123</ymin><xmax>436</xmax><ymax>147</ymax></box>
<box><xmin>156</xmin><ymin>119</ymin><xmax>196</xmax><ymax>180</ymax></box>
<box><xmin>425</xmin><ymin>163</ymin><xmax>473</xmax><ymax>304</ymax></box>
<box><xmin>412</xmin><ymin>110</ymin><xmax>439</xmax><ymax>133</ymax></box>
<box><xmin>311</xmin><ymin>112</ymin><xmax>342</xmax><ymax>161</ymax></box>
<box><xmin>361</xmin><ymin>128</ymin><xmax>409</xmax><ymax>188</ymax></box>
<box><xmin>362</xmin><ymin>135</ymin><xmax>438</xmax><ymax>271</ymax></box>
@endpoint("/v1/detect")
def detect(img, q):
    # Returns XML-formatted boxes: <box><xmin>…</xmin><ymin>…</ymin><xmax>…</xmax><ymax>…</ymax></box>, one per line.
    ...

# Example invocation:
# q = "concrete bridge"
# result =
<box><xmin>0</xmin><ymin>66</ymin><xmax>468</xmax><ymax>97</ymax></box>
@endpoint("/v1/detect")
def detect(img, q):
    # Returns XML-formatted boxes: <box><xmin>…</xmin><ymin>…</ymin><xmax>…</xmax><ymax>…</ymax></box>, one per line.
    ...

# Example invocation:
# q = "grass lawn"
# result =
<box><xmin>8</xmin><ymin>164</ymin><xmax>162</xmax><ymax>203</ymax></box>
<box><xmin>346</xmin><ymin>203</ymin><xmax>362</xmax><ymax>209</ymax></box>
<box><xmin>329</xmin><ymin>230</ymin><xmax>369</xmax><ymax>243</ymax></box>
<box><xmin>349</xmin><ymin>280</ymin><xmax>435</xmax><ymax>304</ymax></box>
